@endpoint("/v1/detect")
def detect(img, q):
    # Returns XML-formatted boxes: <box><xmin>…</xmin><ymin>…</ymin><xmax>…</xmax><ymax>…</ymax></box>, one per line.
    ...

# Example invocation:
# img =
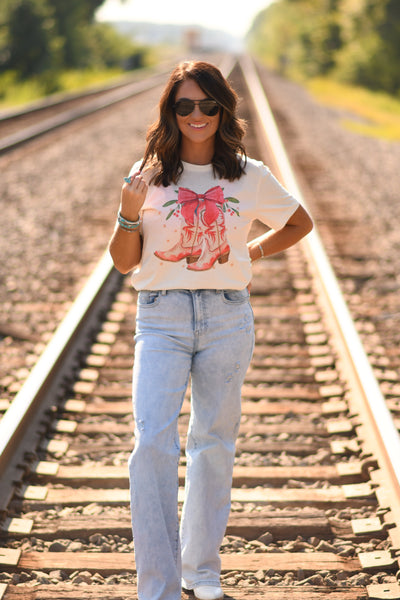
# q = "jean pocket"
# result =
<box><xmin>137</xmin><ymin>290</ymin><xmax>161</xmax><ymax>307</ymax></box>
<box><xmin>222</xmin><ymin>289</ymin><xmax>250</xmax><ymax>304</ymax></box>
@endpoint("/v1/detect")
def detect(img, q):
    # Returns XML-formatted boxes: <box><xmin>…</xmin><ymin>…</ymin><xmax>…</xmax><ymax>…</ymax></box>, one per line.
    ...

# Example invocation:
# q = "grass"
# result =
<box><xmin>306</xmin><ymin>78</ymin><xmax>400</xmax><ymax>142</ymax></box>
<box><xmin>59</xmin><ymin>68</ymin><xmax>128</xmax><ymax>91</ymax></box>
<box><xmin>4</xmin><ymin>62</ymin><xmax>400</xmax><ymax>143</ymax></box>
<box><xmin>0</xmin><ymin>68</ymin><xmax>132</xmax><ymax>111</ymax></box>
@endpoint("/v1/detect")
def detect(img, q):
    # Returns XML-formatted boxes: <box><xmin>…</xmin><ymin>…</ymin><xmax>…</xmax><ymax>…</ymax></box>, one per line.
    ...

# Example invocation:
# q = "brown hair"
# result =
<box><xmin>140</xmin><ymin>61</ymin><xmax>247</xmax><ymax>186</ymax></box>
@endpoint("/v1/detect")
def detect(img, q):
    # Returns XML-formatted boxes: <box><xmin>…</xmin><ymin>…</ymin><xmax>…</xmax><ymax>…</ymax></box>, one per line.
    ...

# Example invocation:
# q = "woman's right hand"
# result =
<box><xmin>120</xmin><ymin>172</ymin><xmax>148</xmax><ymax>221</ymax></box>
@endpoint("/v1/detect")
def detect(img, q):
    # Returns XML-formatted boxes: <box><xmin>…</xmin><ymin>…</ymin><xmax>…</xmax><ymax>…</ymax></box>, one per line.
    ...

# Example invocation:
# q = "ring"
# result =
<box><xmin>124</xmin><ymin>176</ymin><xmax>133</xmax><ymax>184</ymax></box>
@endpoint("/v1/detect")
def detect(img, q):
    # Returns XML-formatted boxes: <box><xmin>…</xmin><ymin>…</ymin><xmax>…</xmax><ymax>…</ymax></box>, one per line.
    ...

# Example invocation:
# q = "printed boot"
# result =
<box><xmin>187</xmin><ymin>209</ymin><xmax>230</xmax><ymax>271</ymax></box>
<box><xmin>154</xmin><ymin>219</ymin><xmax>202</xmax><ymax>264</ymax></box>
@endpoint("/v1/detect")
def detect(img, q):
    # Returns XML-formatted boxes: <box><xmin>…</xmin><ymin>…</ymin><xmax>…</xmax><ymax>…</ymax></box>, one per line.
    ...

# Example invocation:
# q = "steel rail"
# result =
<box><xmin>0</xmin><ymin>54</ymin><xmax>237</xmax><ymax>513</ymax></box>
<box><xmin>1</xmin><ymin>53</ymin><xmax>400</xmax><ymax>597</ymax></box>
<box><xmin>0</xmin><ymin>53</ymin><xmax>236</xmax><ymax>155</ymax></box>
<box><xmin>0</xmin><ymin>68</ymin><xmax>159</xmax><ymax>122</ymax></box>
<box><xmin>0</xmin><ymin>70</ymin><xmax>169</xmax><ymax>154</ymax></box>
<box><xmin>240</xmin><ymin>54</ymin><xmax>400</xmax><ymax>529</ymax></box>
<box><xmin>0</xmin><ymin>252</ymin><xmax>121</xmax><ymax>510</ymax></box>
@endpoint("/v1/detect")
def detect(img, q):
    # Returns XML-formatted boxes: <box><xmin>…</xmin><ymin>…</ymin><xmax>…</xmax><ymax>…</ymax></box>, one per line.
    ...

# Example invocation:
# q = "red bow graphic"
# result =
<box><xmin>178</xmin><ymin>186</ymin><xmax>225</xmax><ymax>226</ymax></box>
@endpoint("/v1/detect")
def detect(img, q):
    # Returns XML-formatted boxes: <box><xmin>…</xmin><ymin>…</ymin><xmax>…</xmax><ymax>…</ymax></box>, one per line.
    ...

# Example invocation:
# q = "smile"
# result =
<box><xmin>189</xmin><ymin>123</ymin><xmax>207</xmax><ymax>129</ymax></box>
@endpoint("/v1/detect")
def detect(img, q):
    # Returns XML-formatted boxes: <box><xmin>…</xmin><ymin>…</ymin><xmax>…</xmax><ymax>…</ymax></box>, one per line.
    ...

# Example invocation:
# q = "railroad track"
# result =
<box><xmin>0</xmin><ymin>66</ymin><xmax>172</xmax><ymax>154</ymax></box>
<box><xmin>0</xmin><ymin>53</ymin><xmax>225</xmax><ymax>155</ymax></box>
<box><xmin>1</xmin><ymin>56</ymin><xmax>400</xmax><ymax>600</ymax></box>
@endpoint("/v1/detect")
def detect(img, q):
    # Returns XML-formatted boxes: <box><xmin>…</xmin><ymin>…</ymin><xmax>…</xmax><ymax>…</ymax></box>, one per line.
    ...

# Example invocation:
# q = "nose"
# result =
<box><xmin>191</xmin><ymin>103</ymin><xmax>203</xmax><ymax>118</ymax></box>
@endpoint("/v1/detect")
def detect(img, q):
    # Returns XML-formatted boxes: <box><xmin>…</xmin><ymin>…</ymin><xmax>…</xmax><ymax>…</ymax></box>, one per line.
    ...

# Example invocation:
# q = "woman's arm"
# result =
<box><xmin>247</xmin><ymin>204</ymin><xmax>313</xmax><ymax>262</ymax></box>
<box><xmin>108</xmin><ymin>173</ymin><xmax>148</xmax><ymax>274</ymax></box>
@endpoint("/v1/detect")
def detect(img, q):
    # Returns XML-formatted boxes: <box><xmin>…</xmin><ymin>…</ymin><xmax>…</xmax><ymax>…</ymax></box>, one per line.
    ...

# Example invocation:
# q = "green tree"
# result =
<box><xmin>5</xmin><ymin>0</ymin><xmax>59</xmax><ymax>76</ymax></box>
<box><xmin>376</xmin><ymin>0</ymin><xmax>400</xmax><ymax>92</ymax></box>
<box><xmin>334</xmin><ymin>0</ymin><xmax>400</xmax><ymax>92</ymax></box>
<box><xmin>1</xmin><ymin>0</ymin><xmax>144</xmax><ymax>79</ymax></box>
<box><xmin>84</xmin><ymin>22</ymin><xmax>144</xmax><ymax>69</ymax></box>
<box><xmin>248</xmin><ymin>0</ymin><xmax>343</xmax><ymax>78</ymax></box>
<box><xmin>248</xmin><ymin>0</ymin><xmax>400</xmax><ymax>93</ymax></box>
<box><xmin>47</xmin><ymin>0</ymin><xmax>105</xmax><ymax>68</ymax></box>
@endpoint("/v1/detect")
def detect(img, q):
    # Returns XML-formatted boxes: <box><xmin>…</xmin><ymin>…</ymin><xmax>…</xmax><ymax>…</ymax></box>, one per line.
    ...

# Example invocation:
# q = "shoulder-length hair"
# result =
<box><xmin>140</xmin><ymin>61</ymin><xmax>247</xmax><ymax>186</ymax></box>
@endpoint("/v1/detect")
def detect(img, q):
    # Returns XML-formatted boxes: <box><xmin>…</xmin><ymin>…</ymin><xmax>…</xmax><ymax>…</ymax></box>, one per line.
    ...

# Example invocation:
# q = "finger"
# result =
<box><xmin>133</xmin><ymin>176</ymin><xmax>148</xmax><ymax>191</ymax></box>
<box><xmin>131</xmin><ymin>177</ymin><xmax>147</xmax><ymax>191</ymax></box>
<box><xmin>123</xmin><ymin>170</ymin><xmax>141</xmax><ymax>185</ymax></box>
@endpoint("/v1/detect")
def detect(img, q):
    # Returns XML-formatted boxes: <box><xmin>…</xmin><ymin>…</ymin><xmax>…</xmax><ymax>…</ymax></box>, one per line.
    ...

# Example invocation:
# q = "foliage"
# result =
<box><xmin>247</xmin><ymin>0</ymin><xmax>400</xmax><ymax>94</ymax></box>
<box><xmin>0</xmin><ymin>0</ymin><xmax>147</xmax><ymax>87</ymax></box>
<box><xmin>47</xmin><ymin>0</ymin><xmax>105</xmax><ymax>68</ymax></box>
<box><xmin>307</xmin><ymin>77</ymin><xmax>400</xmax><ymax>141</ymax></box>
<box><xmin>5</xmin><ymin>0</ymin><xmax>60</xmax><ymax>76</ymax></box>
<box><xmin>0</xmin><ymin>67</ymin><xmax>130</xmax><ymax>109</ymax></box>
<box><xmin>85</xmin><ymin>23</ymin><xmax>146</xmax><ymax>70</ymax></box>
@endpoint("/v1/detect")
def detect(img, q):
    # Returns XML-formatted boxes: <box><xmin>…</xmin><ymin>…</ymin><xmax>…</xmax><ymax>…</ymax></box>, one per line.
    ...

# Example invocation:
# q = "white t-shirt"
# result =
<box><xmin>129</xmin><ymin>157</ymin><xmax>299</xmax><ymax>290</ymax></box>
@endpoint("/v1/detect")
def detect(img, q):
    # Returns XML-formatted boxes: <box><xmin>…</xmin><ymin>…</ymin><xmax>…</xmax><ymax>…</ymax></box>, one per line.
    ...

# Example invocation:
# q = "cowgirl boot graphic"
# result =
<box><xmin>187</xmin><ymin>208</ymin><xmax>230</xmax><ymax>271</ymax></box>
<box><xmin>154</xmin><ymin>218</ymin><xmax>202</xmax><ymax>263</ymax></box>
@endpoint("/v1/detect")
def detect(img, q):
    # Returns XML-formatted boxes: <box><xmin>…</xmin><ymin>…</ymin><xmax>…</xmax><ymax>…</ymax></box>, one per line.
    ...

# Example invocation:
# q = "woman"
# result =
<box><xmin>109</xmin><ymin>60</ymin><xmax>313</xmax><ymax>600</ymax></box>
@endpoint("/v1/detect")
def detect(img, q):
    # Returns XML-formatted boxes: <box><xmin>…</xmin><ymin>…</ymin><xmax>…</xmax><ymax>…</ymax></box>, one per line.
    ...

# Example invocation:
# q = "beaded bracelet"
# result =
<box><xmin>117</xmin><ymin>210</ymin><xmax>141</xmax><ymax>232</ymax></box>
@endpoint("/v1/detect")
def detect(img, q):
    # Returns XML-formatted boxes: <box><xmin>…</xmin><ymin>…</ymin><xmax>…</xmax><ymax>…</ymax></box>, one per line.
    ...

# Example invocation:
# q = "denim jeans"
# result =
<box><xmin>129</xmin><ymin>289</ymin><xmax>255</xmax><ymax>600</ymax></box>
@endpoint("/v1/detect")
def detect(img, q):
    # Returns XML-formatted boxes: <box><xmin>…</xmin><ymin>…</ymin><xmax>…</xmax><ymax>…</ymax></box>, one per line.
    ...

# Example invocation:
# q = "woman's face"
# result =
<box><xmin>174</xmin><ymin>79</ymin><xmax>220</xmax><ymax>150</ymax></box>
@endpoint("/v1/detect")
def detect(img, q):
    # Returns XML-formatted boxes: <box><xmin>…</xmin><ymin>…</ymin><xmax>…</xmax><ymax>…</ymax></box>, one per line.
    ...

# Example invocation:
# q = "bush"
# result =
<box><xmin>84</xmin><ymin>23</ymin><xmax>145</xmax><ymax>70</ymax></box>
<box><xmin>247</xmin><ymin>0</ymin><xmax>400</xmax><ymax>95</ymax></box>
<box><xmin>5</xmin><ymin>0</ymin><xmax>61</xmax><ymax>76</ymax></box>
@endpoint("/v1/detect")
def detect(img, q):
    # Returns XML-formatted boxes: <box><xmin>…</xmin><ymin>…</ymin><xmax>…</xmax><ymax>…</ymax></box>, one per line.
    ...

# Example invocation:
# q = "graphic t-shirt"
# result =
<box><xmin>128</xmin><ymin>157</ymin><xmax>299</xmax><ymax>290</ymax></box>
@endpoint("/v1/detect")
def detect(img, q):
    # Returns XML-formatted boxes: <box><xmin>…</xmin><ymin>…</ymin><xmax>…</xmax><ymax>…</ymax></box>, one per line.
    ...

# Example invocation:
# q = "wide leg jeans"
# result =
<box><xmin>129</xmin><ymin>289</ymin><xmax>255</xmax><ymax>600</ymax></box>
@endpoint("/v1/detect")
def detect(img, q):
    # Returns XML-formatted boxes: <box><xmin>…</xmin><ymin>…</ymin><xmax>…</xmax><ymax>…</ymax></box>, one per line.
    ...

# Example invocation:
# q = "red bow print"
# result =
<box><xmin>178</xmin><ymin>186</ymin><xmax>225</xmax><ymax>226</ymax></box>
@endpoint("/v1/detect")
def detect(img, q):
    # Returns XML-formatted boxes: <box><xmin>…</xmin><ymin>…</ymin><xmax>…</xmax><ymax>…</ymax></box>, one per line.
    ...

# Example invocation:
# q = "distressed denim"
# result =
<box><xmin>129</xmin><ymin>289</ymin><xmax>255</xmax><ymax>600</ymax></box>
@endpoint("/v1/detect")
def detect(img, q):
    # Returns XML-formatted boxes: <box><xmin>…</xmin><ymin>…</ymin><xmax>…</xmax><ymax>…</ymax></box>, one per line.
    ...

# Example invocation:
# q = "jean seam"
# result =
<box><xmin>173</xmin><ymin>450</ymin><xmax>180</xmax><ymax>565</ymax></box>
<box><xmin>132</xmin><ymin>289</ymin><xmax>254</xmax><ymax>598</ymax></box>
<box><xmin>221</xmin><ymin>289</ymin><xmax>249</xmax><ymax>304</ymax></box>
<box><xmin>137</xmin><ymin>290</ymin><xmax>162</xmax><ymax>307</ymax></box>
<box><xmin>175</xmin><ymin>371</ymin><xmax>190</xmax><ymax>565</ymax></box>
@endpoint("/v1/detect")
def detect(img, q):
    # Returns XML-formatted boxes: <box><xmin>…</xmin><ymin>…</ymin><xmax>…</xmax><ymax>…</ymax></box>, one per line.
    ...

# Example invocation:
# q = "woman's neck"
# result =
<box><xmin>180</xmin><ymin>140</ymin><xmax>214</xmax><ymax>165</ymax></box>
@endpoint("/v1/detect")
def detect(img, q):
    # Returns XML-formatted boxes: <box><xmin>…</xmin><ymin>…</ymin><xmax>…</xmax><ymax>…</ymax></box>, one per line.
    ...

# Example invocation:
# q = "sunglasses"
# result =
<box><xmin>173</xmin><ymin>98</ymin><xmax>220</xmax><ymax>117</ymax></box>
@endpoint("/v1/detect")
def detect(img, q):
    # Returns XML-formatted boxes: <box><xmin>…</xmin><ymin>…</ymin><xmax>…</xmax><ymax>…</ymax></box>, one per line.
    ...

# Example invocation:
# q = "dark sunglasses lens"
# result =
<box><xmin>174</xmin><ymin>99</ymin><xmax>219</xmax><ymax>116</ymax></box>
<box><xmin>199</xmin><ymin>100</ymin><xmax>219</xmax><ymax>116</ymax></box>
<box><xmin>174</xmin><ymin>100</ymin><xmax>194</xmax><ymax>116</ymax></box>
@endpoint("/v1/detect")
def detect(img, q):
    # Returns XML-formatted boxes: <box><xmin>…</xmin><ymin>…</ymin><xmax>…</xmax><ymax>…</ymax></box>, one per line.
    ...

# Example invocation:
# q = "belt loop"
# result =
<box><xmin>161</xmin><ymin>290</ymin><xmax>167</xmax><ymax>295</ymax></box>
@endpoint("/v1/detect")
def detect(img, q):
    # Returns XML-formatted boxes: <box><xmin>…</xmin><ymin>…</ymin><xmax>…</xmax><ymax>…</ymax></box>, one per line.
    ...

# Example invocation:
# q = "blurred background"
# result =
<box><xmin>1</xmin><ymin>0</ymin><xmax>400</xmax><ymax>138</ymax></box>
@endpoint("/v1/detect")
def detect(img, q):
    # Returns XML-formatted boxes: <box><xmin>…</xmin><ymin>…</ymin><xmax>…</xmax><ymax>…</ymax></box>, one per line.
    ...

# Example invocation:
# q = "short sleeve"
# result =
<box><xmin>255</xmin><ymin>164</ymin><xmax>299</xmax><ymax>231</ymax></box>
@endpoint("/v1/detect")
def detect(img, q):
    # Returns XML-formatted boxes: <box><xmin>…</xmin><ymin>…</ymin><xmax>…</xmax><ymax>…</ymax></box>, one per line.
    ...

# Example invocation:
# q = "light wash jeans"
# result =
<box><xmin>129</xmin><ymin>289</ymin><xmax>255</xmax><ymax>600</ymax></box>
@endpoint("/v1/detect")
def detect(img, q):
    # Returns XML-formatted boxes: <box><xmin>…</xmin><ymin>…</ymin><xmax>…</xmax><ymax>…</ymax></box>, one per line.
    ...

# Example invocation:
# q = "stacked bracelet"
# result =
<box><xmin>117</xmin><ymin>211</ymin><xmax>141</xmax><ymax>232</ymax></box>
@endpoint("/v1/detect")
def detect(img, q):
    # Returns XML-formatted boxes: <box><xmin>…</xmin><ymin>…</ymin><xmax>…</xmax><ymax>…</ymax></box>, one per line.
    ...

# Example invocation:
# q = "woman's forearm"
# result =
<box><xmin>109</xmin><ymin>226</ymin><xmax>142</xmax><ymax>274</ymax></box>
<box><xmin>108</xmin><ymin>172</ymin><xmax>148</xmax><ymax>274</ymax></box>
<box><xmin>248</xmin><ymin>205</ymin><xmax>313</xmax><ymax>262</ymax></box>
